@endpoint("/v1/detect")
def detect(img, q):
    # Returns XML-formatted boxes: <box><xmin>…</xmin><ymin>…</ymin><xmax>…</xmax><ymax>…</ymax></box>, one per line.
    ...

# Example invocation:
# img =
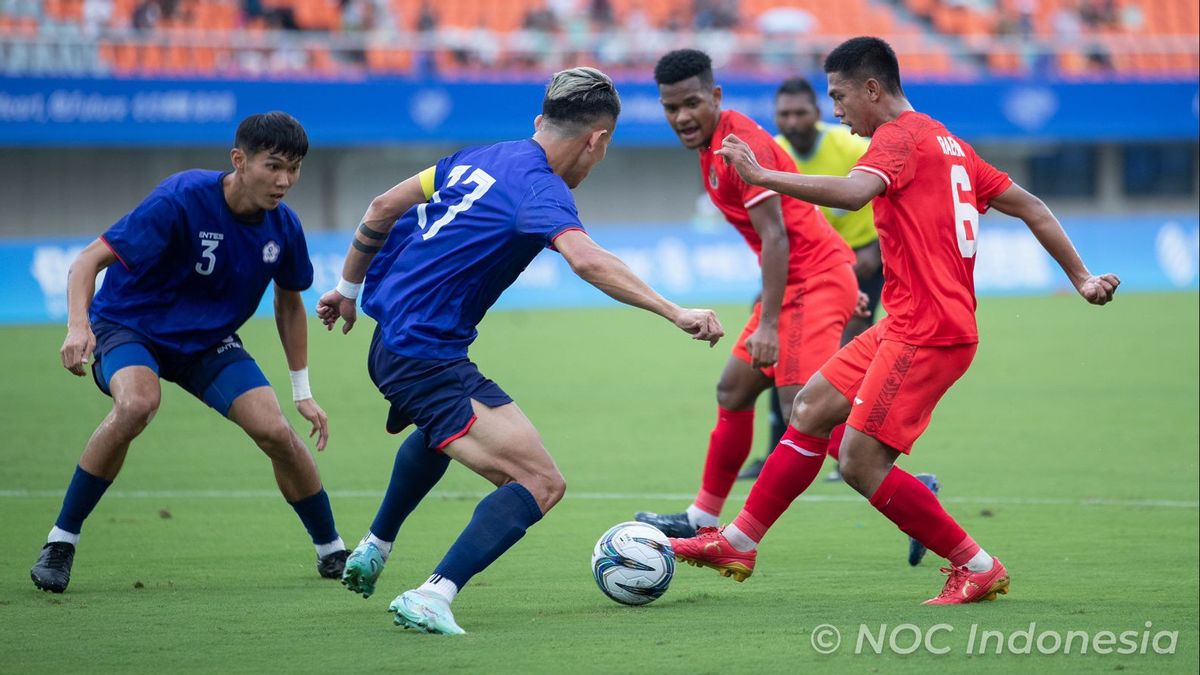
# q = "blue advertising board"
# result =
<box><xmin>1</xmin><ymin>77</ymin><xmax>1197</xmax><ymax>146</ymax></box>
<box><xmin>2</xmin><ymin>214</ymin><xmax>1196</xmax><ymax>326</ymax></box>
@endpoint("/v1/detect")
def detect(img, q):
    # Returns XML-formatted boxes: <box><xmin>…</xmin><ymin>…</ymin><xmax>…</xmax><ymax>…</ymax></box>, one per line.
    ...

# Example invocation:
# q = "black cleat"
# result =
<box><xmin>907</xmin><ymin>473</ymin><xmax>941</xmax><ymax>566</ymax></box>
<box><xmin>634</xmin><ymin>511</ymin><xmax>696</xmax><ymax>538</ymax></box>
<box><xmin>737</xmin><ymin>457</ymin><xmax>766</xmax><ymax>480</ymax></box>
<box><xmin>317</xmin><ymin>549</ymin><xmax>350</xmax><ymax>579</ymax></box>
<box><xmin>31</xmin><ymin>542</ymin><xmax>75</xmax><ymax>593</ymax></box>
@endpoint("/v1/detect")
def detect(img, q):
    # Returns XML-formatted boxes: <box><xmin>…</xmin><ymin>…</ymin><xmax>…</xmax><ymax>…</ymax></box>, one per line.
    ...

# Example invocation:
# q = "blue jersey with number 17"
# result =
<box><xmin>363</xmin><ymin>139</ymin><xmax>585</xmax><ymax>361</ymax></box>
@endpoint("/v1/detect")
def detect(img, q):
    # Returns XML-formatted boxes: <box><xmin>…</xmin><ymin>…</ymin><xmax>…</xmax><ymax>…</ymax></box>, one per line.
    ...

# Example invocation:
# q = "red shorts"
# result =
<box><xmin>819</xmin><ymin>319</ymin><xmax>977</xmax><ymax>453</ymax></box>
<box><xmin>733</xmin><ymin>262</ymin><xmax>858</xmax><ymax>387</ymax></box>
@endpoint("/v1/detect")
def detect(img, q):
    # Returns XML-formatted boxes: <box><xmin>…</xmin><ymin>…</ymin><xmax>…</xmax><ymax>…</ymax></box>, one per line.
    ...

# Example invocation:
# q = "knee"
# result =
<box><xmin>715</xmin><ymin>378</ymin><xmax>752</xmax><ymax>411</ymax></box>
<box><xmin>113</xmin><ymin>391</ymin><xmax>160</xmax><ymax>430</ymax></box>
<box><xmin>526</xmin><ymin>471</ymin><xmax>566</xmax><ymax>513</ymax></box>
<box><xmin>251</xmin><ymin>417</ymin><xmax>296</xmax><ymax>458</ymax></box>
<box><xmin>837</xmin><ymin>451</ymin><xmax>890</xmax><ymax>496</ymax></box>
<box><xmin>789</xmin><ymin>388</ymin><xmax>843</xmax><ymax>436</ymax></box>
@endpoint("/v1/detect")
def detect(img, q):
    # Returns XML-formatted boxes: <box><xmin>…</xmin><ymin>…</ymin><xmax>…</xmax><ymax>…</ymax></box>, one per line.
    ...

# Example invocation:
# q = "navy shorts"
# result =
<box><xmin>368</xmin><ymin>326</ymin><xmax>512</xmax><ymax>450</ymax></box>
<box><xmin>90</xmin><ymin>317</ymin><xmax>270</xmax><ymax>417</ymax></box>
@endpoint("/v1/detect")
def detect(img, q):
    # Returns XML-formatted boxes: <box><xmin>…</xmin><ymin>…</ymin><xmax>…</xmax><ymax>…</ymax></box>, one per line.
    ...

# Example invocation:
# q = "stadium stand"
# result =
<box><xmin>0</xmin><ymin>0</ymin><xmax>1196</xmax><ymax>77</ymax></box>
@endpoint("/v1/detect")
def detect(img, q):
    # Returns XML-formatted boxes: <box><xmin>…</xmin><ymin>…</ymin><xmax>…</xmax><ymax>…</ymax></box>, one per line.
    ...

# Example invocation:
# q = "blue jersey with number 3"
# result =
<box><xmin>363</xmin><ymin>139</ymin><xmax>585</xmax><ymax>360</ymax></box>
<box><xmin>91</xmin><ymin>170</ymin><xmax>314</xmax><ymax>354</ymax></box>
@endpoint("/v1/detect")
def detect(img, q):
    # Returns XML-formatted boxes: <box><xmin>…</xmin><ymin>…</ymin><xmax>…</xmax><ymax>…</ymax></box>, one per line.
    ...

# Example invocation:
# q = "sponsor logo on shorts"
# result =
<box><xmin>216</xmin><ymin>336</ymin><xmax>243</xmax><ymax>354</ymax></box>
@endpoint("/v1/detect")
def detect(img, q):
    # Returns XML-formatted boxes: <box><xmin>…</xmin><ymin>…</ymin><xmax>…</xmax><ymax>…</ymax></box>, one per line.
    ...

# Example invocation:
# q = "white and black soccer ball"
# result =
<box><xmin>591</xmin><ymin>521</ymin><xmax>675</xmax><ymax>606</ymax></box>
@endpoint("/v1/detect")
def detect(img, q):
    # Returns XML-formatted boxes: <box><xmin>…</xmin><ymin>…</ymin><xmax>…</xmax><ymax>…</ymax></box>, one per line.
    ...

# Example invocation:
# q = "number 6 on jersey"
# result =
<box><xmin>950</xmin><ymin>164</ymin><xmax>979</xmax><ymax>258</ymax></box>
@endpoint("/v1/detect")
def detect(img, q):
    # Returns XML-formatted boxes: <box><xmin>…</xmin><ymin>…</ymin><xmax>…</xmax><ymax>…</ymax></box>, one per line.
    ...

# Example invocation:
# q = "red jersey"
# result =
<box><xmin>699</xmin><ymin>110</ymin><xmax>853</xmax><ymax>282</ymax></box>
<box><xmin>852</xmin><ymin>111</ymin><xmax>1012</xmax><ymax>346</ymax></box>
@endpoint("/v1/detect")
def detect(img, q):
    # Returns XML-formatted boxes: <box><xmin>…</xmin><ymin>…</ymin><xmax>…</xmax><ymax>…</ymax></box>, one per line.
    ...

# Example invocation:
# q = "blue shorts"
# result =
<box><xmin>368</xmin><ymin>326</ymin><xmax>512</xmax><ymax>450</ymax></box>
<box><xmin>90</xmin><ymin>318</ymin><xmax>270</xmax><ymax>417</ymax></box>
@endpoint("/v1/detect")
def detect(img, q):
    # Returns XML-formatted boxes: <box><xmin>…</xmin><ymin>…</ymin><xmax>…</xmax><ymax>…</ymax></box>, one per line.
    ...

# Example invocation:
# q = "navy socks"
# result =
<box><xmin>433</xmin><ymin>482</ymin><xmax>543</xmax><ymax>590</ymax></box>
<box><xmin>54</xmin><ymin>465</ymin><xmax>112</xmax><ymax>534</ymax></box>
<box><xmin>370</xmin><ymin>430</ymin><xmax>451</xmax><ymax>541</ymax></box>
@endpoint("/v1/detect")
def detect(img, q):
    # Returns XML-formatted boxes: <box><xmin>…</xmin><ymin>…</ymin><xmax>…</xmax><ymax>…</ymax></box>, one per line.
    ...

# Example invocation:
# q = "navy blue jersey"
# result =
<box><xmin>363</xmin><ymin>139</ymin><xmax>584</xmax><ymax>360</ymax></box>
<box><xmin>91</xmin><ymin>170</ymin><xmax>314</xmax><ymax>354</ymax></box>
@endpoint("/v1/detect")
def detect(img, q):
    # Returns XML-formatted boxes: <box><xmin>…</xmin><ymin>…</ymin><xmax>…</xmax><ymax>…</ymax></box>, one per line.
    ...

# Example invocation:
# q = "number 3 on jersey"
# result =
<box><xmin>195</xmin><ymin>239</ymin><xmax>219</xmax><ymax>275</ymax></box>
<box><xmin>418</xmin><ymin>165</ymin><xmax>496</xmax><ymax>240</ymax></box>
<box><xmin>950</xmin><ymin>164</ymin><xmax>979</xmax><ymax>258</ymax></box>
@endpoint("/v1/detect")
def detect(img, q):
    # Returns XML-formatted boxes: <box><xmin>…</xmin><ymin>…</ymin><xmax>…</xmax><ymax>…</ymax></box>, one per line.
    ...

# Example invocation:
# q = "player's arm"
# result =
<box><xmin>987</xmin><ymin>183</ymin><xmax>1120</xmax><ymax>305</ymax></box>
<box><xmin>317</xmin><ymin>169</ymin><xmax>431</xmax><ymax>334</ymax></box>
<box><xmin>745</xmin><ymin>196</ymin><xmax>788</xmax><ymax>367</ymax></box>
<box><xmin>274</xmin><ymin>285</ymin><xmax>329</xmax><ymax>450</ymax></box>
<box><xmin>60</xmin><ymin>239</ymin><xmax>118</xmax><ymax>377</ymax></box>
<box><xmin>553</xmin><ymin>230</ymin><xmax>724</xmax><ymax>346</ymax></box>
<box><xmin>716</xmin><ymin>134</ymin><xmax>884</xmax><ymax>211</ymax></box>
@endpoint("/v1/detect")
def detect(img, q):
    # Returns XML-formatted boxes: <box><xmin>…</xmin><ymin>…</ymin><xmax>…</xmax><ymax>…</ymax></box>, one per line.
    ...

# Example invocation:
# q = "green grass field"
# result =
<box><xmin>0</xmin><ymin>292</ymin><xmax>1196</xmax><ymax>673</ymax></box>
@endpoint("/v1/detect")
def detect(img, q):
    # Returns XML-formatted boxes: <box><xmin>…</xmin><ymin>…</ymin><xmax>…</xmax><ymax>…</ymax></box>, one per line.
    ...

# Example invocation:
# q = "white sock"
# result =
<box><xmin>686</xmin><ymin>504</ymin><xmax>719</xmax><ymax>529</ymax></box>
<box><xmin>721</xmin><ymin>524</ymin><xmax>758</xmax><ymax>552</ymax></box>
<box><xmin>315</xmin><ymin>537</ymin><xmax>346</xmax><ymax>559</ymax></box>
<box><xmin>47</xmin><ymin>526</ymin><xmax>79</xmax><ymax>546</ymax></box>
<box><xmin>419</xmin><ymin>574</ymin><xmax>459</xmax><ymax>604</ymax></box>
<box><xmin>965</xmin><ymin>549</ymin><xmax>993</xmax><ymax>573</ymax></box>
<box><xmin>362</xmin><ymin>533</ymin><xmax>393</xmax><ymax>559</ymax></box>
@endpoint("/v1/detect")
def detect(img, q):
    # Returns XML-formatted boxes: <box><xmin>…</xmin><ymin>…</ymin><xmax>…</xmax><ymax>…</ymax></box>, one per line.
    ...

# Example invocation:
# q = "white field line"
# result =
<box><xmin>0</xmin><ymin>489</ymin><xmax>1195</xmax><ymax>509</ymax></box>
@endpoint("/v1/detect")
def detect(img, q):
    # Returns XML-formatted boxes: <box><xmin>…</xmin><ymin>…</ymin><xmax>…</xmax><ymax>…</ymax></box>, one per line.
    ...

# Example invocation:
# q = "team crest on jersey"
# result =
<box><xmin>708</xmin><ymin>164</ymin><xmax>719</xmax><ymax>189</ymax></box>
<box><xmin>262</xmin><ymin>240</ymin><xmax>280</xmax><ymax>263</ymax></box>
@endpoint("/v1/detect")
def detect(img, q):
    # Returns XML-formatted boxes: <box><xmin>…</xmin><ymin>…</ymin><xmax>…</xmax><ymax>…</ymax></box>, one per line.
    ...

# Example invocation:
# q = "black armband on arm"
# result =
<box><xmin>352</xmin><ymin>239</ymin><xmax>383</xmax><ymax>254</ymax></box>
<box><xmin>357</xmin><ymin>222</ymin><xmax>388</xmax><ymax>240</ymax></box>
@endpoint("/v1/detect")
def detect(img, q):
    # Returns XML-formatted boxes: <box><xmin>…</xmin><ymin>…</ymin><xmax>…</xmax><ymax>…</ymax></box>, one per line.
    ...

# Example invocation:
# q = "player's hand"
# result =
<box><xmin>60</xmin><ymin>322</ymin><xmax>96</xmax><ymax>377</ymax></box>
<box><xmin>674</xmin><ymin>308</ymin><xmax>724</xmax><ymax>346</ymax></box>
<box><xmin>713</xmin><ymin>134</ymin><xmax>766</xmax><ymax>185</ymax></box>
<box><xmin>854</xmin><ymin>291</ymin><xmax>872</xmax><ymax>318</ymax></box>
<box><xmin>296</xmin><ymin>397</ymin><xmax>330</xmax><ymax>451</ymax></box>
<box><xmin>316</xmin><ymin>289</ymin><xmax>357</xmax><ymax>334</ymax></box>
<box><xmin>1077</xmin><ymin>273</ymin><xmax>1120</xmax><ymax>305</ymax></box>
<box><xmin>744</xmin><ymin>324</ymin><xmax>779</xmax><ymax>368</ymax></box>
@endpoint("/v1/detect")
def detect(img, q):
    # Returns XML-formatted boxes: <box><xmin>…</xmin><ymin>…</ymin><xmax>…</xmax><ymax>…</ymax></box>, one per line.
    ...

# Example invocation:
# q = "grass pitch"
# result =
<box><xmin>0</xmin><ymin>292</ymin><xmax>1196</xmax><ymax>673</ymax></box>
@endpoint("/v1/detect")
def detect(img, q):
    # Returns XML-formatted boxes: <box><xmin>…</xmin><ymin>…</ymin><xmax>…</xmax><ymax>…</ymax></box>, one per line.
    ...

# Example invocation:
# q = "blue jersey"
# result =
<box><xmin>91</xmin><ymin>170</ymin><xmax>314</xmax><ymax>354</ymax></box>
<box><xmin>363</xmin><ymin>139</ymin><xmax>584</xmax><ymax>360</ymax></box>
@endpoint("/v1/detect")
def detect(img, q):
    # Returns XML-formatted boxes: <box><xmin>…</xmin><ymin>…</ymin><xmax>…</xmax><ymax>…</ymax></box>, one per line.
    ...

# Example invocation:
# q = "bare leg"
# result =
<box><xmin>79</xmin><ymin>366</ymin><xmax>162</xmax><ymax>480</ymax></box>
<box><xmin>227</xmin><ymin>386</ymin><xmax>321</xmax><ymax>502</ymax></box>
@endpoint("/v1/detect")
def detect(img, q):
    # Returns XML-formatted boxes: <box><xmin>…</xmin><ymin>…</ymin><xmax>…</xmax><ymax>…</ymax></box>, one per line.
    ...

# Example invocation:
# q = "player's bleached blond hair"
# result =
<box><xmin>541</xmin><ymin>66</ymin><xmax>621</xmax><ymax>132</ymax></box>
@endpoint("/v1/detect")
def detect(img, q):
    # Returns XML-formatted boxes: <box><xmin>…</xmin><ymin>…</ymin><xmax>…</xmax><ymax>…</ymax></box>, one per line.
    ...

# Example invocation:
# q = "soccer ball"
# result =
<box><xmin>591</xmin><ymin>521</ymin><xmax>675</xmax><ymax>606</ymax></box>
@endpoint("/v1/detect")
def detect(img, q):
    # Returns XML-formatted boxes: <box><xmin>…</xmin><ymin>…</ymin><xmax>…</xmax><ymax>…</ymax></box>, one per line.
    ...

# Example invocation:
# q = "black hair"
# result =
<box><xmin>654</xmin><ymin>48</ymin><xmax>714</xmax><ymax>88</ymax></box>
<box><xmin>823</xmin><ymin>36</ymin><xmax>904</xmax><ymax>95</ymax></box>
<box><xmin>776</xmin><ymin>76</ymin><xmax>818</xmax><ymax>105</ymax></box>
<box><xmin>234</xmin><ymin>111</ymin><xmax>309</xmax><ymax>160</ymax></box>
<box><xmin>541</xmin><ymin>66</ymin><xmax>622</xmax><ymax>131</ymax></box>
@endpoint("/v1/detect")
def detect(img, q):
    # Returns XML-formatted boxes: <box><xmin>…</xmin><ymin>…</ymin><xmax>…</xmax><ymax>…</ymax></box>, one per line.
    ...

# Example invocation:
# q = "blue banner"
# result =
<box><xmin>2</xmin><ymin>214</ymin><xmax>1196</xmax><ymax>326</ymax></box>
<box><xmin>0</xmin><ymin>77</ymin><xmax>1196</xmax><ymax>145</ymax></box>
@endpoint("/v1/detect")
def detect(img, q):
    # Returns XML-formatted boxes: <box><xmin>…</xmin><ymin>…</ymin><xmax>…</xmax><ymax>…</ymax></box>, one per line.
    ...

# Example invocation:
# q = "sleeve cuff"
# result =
<box><xmin>743</xmin><ymin>189</ymin><xmax>779</xmax><ymax>209</ymax></box>
<box><xmin>98</xmin><ymin>235</ymin><xmax>131</xmax><ymax>271</ymax></box>
<box><xmin>851</xmin><ymin>165</ymin><xmax>891</xmax><ymax>188</ymax></box>
<box><xmin>547</xmin><ymin>226</ymin><xmax>586</xmax><ymax>251</ymax></box>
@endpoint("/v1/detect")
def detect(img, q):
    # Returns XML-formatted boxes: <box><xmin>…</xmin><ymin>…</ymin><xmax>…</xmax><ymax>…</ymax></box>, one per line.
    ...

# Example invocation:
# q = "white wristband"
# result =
<box><xmin>336</xmin><ymin>278</ymin><xmax>363</xmax><ymax>300</ymax></box>
<box><xmin>289</xmin><ymin>368</ymin><xmax>312</xmax><ymax>401</ymax></box>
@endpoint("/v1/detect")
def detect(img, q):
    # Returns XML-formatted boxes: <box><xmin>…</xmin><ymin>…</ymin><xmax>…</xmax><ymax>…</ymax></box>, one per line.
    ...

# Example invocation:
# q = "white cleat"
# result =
<box><xmin>388</xmin><ymin>589</ymin><xmax>466</xmax><ymax>635</ymax></box>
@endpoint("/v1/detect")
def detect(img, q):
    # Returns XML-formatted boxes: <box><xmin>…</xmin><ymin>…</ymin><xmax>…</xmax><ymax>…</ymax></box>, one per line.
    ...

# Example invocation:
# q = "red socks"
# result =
<box><xmin>869</xmin><ymin>466</ymin><xmax>979</xmax><ymax>565</ymax></box>
<box><xmin>693</xmin><ymin>407</ymin><xmax>756</xmax><ymax>517</ymax></box>
<box><xmin>729</xmin><ymin>426</ymin><xmax>829</xmax><ymax>543</ymax></box>
<box><xmin>826</xmin><ymin>423</ymin><xmax>846</xmax><ymax>460</ymax></box>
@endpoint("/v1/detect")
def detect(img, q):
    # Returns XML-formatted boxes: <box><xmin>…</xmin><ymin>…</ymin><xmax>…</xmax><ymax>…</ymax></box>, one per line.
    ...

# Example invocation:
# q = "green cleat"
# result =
<box><xmin>388</xmin><ymin>589</ymin><xmax>466</xmax><ymax>635</ymax></box>
<box><xmin>341</xmin><ymin>541</ymin><xmax>387</xmax><ymax>599</ymax></box>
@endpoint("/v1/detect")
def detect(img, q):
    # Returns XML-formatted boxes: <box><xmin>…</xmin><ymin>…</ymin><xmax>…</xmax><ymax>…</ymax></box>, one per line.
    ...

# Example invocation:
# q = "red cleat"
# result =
<box><xmin>923</xmin><ymin>557</ymin><xmax>1010</xmax><ymax>605</ymax></box>
<box><xmin>669</xmin><ymin>527</ymin><xmax>757</xmax><ymax>582</ymax></box>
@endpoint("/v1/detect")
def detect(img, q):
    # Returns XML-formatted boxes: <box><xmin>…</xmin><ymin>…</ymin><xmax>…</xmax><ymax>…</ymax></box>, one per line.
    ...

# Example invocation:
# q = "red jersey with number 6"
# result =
<box><xmin>852</xmin><ymin>111</ymin><xmax>1011</xmax><ymax>346</ymax></box>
